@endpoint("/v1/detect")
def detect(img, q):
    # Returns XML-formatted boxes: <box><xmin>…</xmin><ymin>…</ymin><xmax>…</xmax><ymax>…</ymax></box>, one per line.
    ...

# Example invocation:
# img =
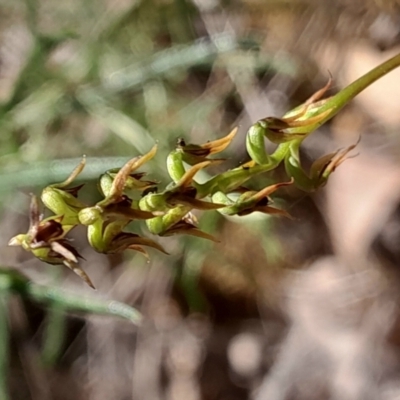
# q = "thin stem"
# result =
<box><xmin>281</xmin><ymin>52</ymin><xmax>400</xmax><ymax>135</ymax></box>
<box><xmin>322</xmin><ymin>52</ymin><xmax>400</xmax><ymax>117</ymax></box>
<box><xmin>27</xmin><ymin>284</ymin><xmax>142</xmax><ymax>324</ymax></box>
<box><xmin>0</xmin><ymin>269</ymin><xmax>142</xmax><ymax>324</ymax></box>
<box><xmin>0</xmin><ymin>277</ymin><xmax>10</xmax><ymax>400</ymax></box>
<box><xmin>41</xmin><ymin>305</ymin><xmax>66</xmax><ymax>367</ymax></box>
<box><xmin>41</xmin><ymin>270</ymin><xmax>66</xmax><ymax>367</ymax></box>
<box><xmin>197</xmin><ymin>142</ymin><xmax>291</xmax><ymax>196</ymax></box>
<box><xmin>290</xmin><ymin>52</ymin><xmax>400</xmax><ymax>131</ymax></box>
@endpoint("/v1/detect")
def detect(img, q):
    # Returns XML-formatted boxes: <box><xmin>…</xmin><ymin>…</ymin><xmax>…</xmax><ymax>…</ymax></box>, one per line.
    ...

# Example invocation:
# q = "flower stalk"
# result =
<box><xmin>9</xmin><ymin>53</ymin><xmax>400</xmax><ymax>288</ymax></box>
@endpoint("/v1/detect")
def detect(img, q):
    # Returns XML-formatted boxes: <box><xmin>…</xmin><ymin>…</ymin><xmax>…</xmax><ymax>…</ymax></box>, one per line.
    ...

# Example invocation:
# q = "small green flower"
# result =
<box><xmin>247</xmin><ymin>79</ymin><xmax>333</xmax><ymax>151</ymax></box>
<box><xmin>99</xmin><ymin>171</ymin><xmax>157</xmax><ymax>198</ymax></box>
<box><xmin>96</xmin><ymin>145</ymin><xmax>158</xmax><ymax>207</ymax></box>
<box><xmin>284</xmin><ymin>139</ymin><xmax>359</xmax><ymax>191</ymax></box>
<box><xmin>8</xmin><ymin>196</ymin><xmax>94</xmax><ymax>288</ymax></box>
<box><xmin>141</xmin><ymin>161</ymin><xmax>225</xmax><ymax>240</ymax></box>
<box><xmin>212</xmin><ymin>180</ymin><xmax>293</xmax><ymax>217</ymax></box>
<box><xmin>82</xmin><ymin>217</ymin><xmax>168</xmax><ymax>255</ymax></box>
<box><xmin>177</xmin><ymin>127</ymin><xmax>237</xmax><ymax>164</ymax></box>
<box><xmin>159</xmin><ymin>212</ymin><xmax>219</xmax><ymax>241</ymax></box>
<box><xmin>140</xmin><ymin>160</ymin><xmax>225</xmax><ymax>213</ymax></box>
<box><xmin>167</xmin><ymin>128</ymin><xmax>237</xmax><ymax>182</ymax></box>
<box><xmin>41</xmin><ymin>157</ymin><xmax>87</xmax><ymax>226</ymax></box>
<box><xmin>78</xmin><ymin>145</ymin><xmax>167</xmax><ymax>255</ymax></box>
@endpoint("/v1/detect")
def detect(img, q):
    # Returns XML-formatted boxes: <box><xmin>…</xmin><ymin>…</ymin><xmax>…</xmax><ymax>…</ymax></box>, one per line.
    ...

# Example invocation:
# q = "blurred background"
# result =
<box><xmin>1</xmin><ymin>0</ymin><xmax>400</xmax><ymax>399</ymax></box>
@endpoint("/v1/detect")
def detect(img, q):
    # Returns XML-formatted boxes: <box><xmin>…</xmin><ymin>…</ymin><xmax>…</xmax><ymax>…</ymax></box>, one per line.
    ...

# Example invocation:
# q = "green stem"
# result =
<box><xmin>27</xmin><ymin>284</ymin><xmax>142</xmax><ymax>323</ymax></box>
<box><xmin>197</xmin><ymin>142</ymin><xmax>291</xmax><ymax>196</ymax></box>
<box><xmin>41</xmin><ymin>270</ymin><xmax>66</xmax><ymax>367</ymax></box>
<box><xmin>285</xmin><ymin>52</ymin><xmax>400</xmax><ymax>135</ymax></box>
<box><xmin>0</xmin><ymin>277</ymin><xmax>10</xmax><ymax>400</ymax></box>
<box><xmin>321</xmin><ymin>52</ymin><xmax>400</xmax><ymax>118</ymax></box>
<box><xmin>282</xmin><ymin>52</ymin><xmax>400</xmax><ymax>136</ymax></box>
<box><xmin>0</xmin><ymin>269</ymin><xmax>142</xmax><ymax>324</ymax></box>
<box><xmin>41</xmin><ymin>305</ymin><xmax>66</xmax><ymax>366</ymax></box>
